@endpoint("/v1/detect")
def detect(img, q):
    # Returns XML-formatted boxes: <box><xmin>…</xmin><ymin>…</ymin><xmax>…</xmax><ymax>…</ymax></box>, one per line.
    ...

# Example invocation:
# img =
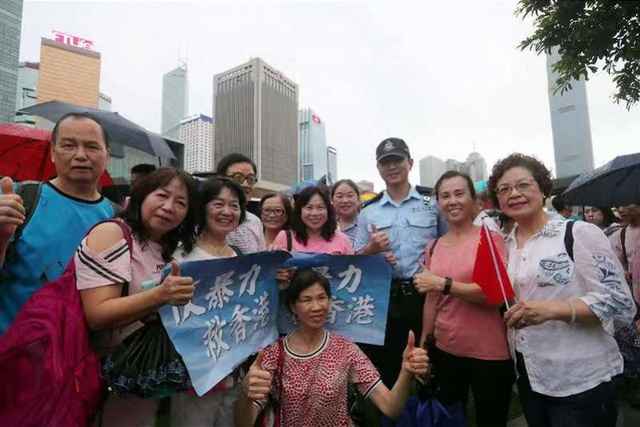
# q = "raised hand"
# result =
<box><xmin>368</xmin><ymin>224</ymin><xmax>391</xmax><ymax>254</ymax></box>
<box><xmin>401</xmin><ymin>330</ymin><xmax>429</xmax><ymax>376</ymax></box>
<box><xmin>0</xmin><ymin>177</ymin><xmax>25</xmax><ymax>241</ymax></box>
<box><xmin>243</xmin><ymin>351</ymin><xmax>273</xmax><ymax>402</ymax></box>
<box><xmin>158</xmin><ymin>261</ymin><xmax>195</xmax><ymax>305</ymax></box>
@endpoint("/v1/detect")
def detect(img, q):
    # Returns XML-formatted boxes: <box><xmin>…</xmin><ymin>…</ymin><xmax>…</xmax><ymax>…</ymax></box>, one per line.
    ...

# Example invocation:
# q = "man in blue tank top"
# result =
<box><xmin>0</xmin><ymin>113</ymin><xmax>115</xmax><ymax>334</ymax></box>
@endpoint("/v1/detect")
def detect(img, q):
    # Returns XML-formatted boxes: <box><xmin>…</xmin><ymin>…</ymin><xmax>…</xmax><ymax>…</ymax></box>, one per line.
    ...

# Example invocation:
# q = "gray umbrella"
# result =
<box><xmin>562</xmin><ymin>153</ymin><xmax>640</xmax><ymax>207</ymax></box>
<box><xmin>20</xmin><ymin>100</ymin><xmax>175</xmax><ymax>159</ymax></box>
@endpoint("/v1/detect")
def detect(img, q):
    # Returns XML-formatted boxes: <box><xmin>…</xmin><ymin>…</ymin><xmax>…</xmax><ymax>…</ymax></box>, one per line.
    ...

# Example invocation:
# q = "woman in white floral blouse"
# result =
<box><xmin>488</xmin><ymin>153</ymin><xmax>636</xmax><ymax>427</ymax></box>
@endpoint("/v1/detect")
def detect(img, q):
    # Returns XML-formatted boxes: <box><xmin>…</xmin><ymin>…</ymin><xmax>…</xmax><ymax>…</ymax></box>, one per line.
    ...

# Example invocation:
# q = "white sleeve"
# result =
<box><xmin>573</xmin><ymin>222</ymin><xmax>636</xmax><ymax>330</ymax></box>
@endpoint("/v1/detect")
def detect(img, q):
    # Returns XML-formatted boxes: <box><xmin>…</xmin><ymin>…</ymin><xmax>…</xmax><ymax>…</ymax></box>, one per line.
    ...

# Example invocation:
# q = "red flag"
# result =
<box><xmin>472</xmin><ymin>225</ymin><xmax>515</xmax><ymax>306</ymax></box>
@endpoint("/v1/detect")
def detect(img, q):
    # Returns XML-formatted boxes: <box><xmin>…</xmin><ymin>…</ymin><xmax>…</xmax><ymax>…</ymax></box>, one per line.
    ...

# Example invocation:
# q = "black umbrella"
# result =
<box><xmin>562</xmin><ymin>153</ymin><xmax>640</xmax><ymax>206</ymax></box>
<box><xmin>20</xmin><ymin>100</ymin><xmax>175</xmax><ymax>159</ymax></box>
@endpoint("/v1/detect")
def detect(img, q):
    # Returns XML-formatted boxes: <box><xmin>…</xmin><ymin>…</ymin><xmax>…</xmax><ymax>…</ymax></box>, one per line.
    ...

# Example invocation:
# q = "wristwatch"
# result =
<box><xmin>442</xmin><ymin>277</ymin><xmax>453</xmax><ymax>295</ymax></box>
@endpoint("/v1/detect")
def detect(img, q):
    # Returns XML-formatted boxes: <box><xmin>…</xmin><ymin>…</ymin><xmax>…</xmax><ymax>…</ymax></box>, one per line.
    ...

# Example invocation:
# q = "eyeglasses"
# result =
<box><xmin>262</xmin><ymin>208</ymin><xmax>285</xmax><ymax>217</ymax></box>
<box><xmin>495</xmin><ymin>179</ymin><xmax>537</xmax><ymax>198</ymax></box>
<box><xmin>226</xmin><ymin>173</ymin><xmax>257</xmax><ymax>186</ymax></box>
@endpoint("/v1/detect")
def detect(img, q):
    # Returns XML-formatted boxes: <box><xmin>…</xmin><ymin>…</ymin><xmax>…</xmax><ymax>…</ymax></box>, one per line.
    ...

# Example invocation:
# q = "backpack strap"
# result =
<box><xmin>229</xmin><ymin>244</ymin><xmax>243</xmax><ymax>256</ymax></box>
<box><xmin>621</xmin><ymin>225</ymin><xmax>629</xmax><ymax>271</ymax></box>
<box><xmin>286</xmin><ymin>229</ymin><xmax>292</xmax><ymax>252</ymax></box>
<box><xmin>11</xmin><ymin>181</ymin><xmax>43</xmax><ymax>245</ymax></box>
<box><xmin>564</xmin><ymin>220</ymin><xmax>575</xmax><ymax>262</ymax></box>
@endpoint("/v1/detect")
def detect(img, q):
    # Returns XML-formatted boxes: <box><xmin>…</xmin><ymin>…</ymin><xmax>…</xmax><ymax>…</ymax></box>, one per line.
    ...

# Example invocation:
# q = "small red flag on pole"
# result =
<box><xmin>472</xmin><ymin>225</ymin><xmax>515</xmax><ymax>308</ymax></box>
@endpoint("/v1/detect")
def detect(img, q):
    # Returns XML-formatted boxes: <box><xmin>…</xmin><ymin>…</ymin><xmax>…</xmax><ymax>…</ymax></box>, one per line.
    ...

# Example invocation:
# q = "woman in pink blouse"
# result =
<box><xmin>75</xmin><ymin>167</ymin><xmax>199</xmax><ymax>426</ymax></box>
<box><xmin>271</xmin><ymin>186</ymin><xmax>353</xmax><ymax>255</ymax></box>
<box><xmin>413</xmin><ymin>171</ymin><xmax>514</xmax><ymax>427</ymax></box>
<box><xmin>235</xmin><ymin>269</ymin><xmax>429</xmax><ymax>426</ymax></box>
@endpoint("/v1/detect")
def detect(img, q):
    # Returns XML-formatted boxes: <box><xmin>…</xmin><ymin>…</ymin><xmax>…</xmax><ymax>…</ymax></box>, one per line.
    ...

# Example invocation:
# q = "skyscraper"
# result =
<box><xmin>213</xmin><ymin>58</ymin><xmax>299</xmax><ymax>187</ymax></box>
<box><xmin>162</xmin><ymin>64</ymin><xmax>188</xmax><ymax>139</ymax></box>
<box><xmin>179</xmin><ymin>114</ymin><xmax>214</xmax><ymax>173</ymax></box>
<box><xmin>465</xmin><ymin>152</ymin><xmax>488</xmax><ymax>182</ymax></box>
<box><xmin>37</xmin><ymin>37</ymin><xmax>101</xmax><ymax>108</ymax></box>
<box><xmin>14</xmin><ymin>62</ymin><xmax>39</xmax><ymax>126</ymax></box>
<box><xmin>547</xmin><ymin>47</ymin><xmax>594</xmax><ymax>178</ymax></box>
<box><xmin>299</xmin><ymin>108</ymin><xmax>328</xmax><ymax>181</ymax></box>
<box><xmin>327</xmin><ymin>146</ymin><xmax>338</xmax><ymax>184</ymax></box>
<box><xmin>419</xmin><ymin>156</ymin><xmax>446</xmax><ymax>188</ymax></box>
<box><xmin>420</xmin><ymin>152</ymin><xmax>487</xmax><ymax>188</ymax></box>
<box><xmin>0</xmin><ymin>0</ymin><xmax>24</xmax><ymax>122</ymax></box>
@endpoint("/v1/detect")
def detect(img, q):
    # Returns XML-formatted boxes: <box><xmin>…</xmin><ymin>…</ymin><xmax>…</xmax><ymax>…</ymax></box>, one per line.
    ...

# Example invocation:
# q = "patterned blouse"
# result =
<box><xmin>505</xmin><ymin>219</ymin><xmax>636</xmax><ymax>397</ymax></box>
<box><xmin>257</xmin><ymin>331</ymin><xmax>381</xmax><ymax>426</ymax></box>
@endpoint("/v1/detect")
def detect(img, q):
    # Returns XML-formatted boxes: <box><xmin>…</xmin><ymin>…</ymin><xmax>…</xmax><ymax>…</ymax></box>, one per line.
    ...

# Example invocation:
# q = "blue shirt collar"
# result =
<box><xmin>380</xmin><ymin>185</ymin><xmax>421</xmax><ymax>207</ymax></box>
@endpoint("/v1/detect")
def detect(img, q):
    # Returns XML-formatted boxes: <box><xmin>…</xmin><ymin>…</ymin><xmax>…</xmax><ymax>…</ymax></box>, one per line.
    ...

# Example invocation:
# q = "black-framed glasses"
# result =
<box><xmin>262</xmin><ymin>208</ymin><xmax>285</xmax><ymax>217</ymax></box>
<box><xmin>226</xmin><ymin>173</ymin><xmax>257</xmax><ymax>186</ymax></box>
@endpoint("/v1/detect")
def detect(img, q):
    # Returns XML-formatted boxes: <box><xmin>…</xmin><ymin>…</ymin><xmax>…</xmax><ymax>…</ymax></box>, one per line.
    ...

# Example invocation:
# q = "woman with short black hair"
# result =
<box><xmin>171</xmin><ymin>177</ymin><xmax>247</xmax><ymax>427</ymax></box>
<box><xmin>414</xmin><ymin>170</ymin><xmax>514</xmax><ymax>427</ymax></box>
<box><xmin>235</xmin><ymin>268</ymin><xmax>429</xmax><ymax>426</ymax></box>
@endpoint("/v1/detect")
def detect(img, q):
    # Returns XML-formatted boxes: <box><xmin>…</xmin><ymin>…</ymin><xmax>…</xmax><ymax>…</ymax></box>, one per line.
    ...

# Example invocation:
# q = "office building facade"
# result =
<box><xmin>465</xmin><ymin>152</ymin><xmax>488</xmax><ymax>183</ymax></box>
<box><xmin>546</xmin><ymin>48</ymin><xmax>594</xmax><ymax>178</ymax></box>
<box><xmin>0</xmin><ymin>0</ymin><xmax>23</xmax><ymax>122</ymax></box>
<box><xmin>37</xmin><ymin>38</ymin><xmax>101</xmax><ymax>108</ymax></box>
<box><xmin>327</xmin><ymin>146</ymin><xmax>337</xmax><ymax>184</ymax></box>
<box><xmin>420</xmin><ymin>152</ymin><xmax>487</xmax><ymax>188</ymax></box>
<box><xmin>419</xmin><ymin>155</ymin><xmax>447</xmax><ymax>188</ymax></box>
<box><xmin>161</xmin><ymin>64</ymin><xmax>188</xmax><ymax>139</ymax></box>
<box><xmin>14</xmin><ymin>62</ymin><xmax>38</xmax><ymax>126</ymax></box>
<box><xmin>179</xmin><ymin>114</ymin><xmax>214</xmax><ymax>173</ymax></box>
<box><xmin>299</xmin><ymin>108</ymin><xmax>328</xmax><ymax>181</ymax></box>
<box><xmin>213</xmin><ymin>57</ymin><xmax>299</xmax><ymax>187</ymax></box>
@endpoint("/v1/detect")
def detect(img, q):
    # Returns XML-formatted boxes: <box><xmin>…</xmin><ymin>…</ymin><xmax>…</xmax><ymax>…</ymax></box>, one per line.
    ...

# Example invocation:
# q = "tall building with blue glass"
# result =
<box><xmin>0</xmin><ymin>0</ymin><xmax>23</xmax><ymax>123</ymax></box>
<box><xmin>298</xmin><ymin>108</ymin><xmax>328</xmax><ymax>182</ymax></box>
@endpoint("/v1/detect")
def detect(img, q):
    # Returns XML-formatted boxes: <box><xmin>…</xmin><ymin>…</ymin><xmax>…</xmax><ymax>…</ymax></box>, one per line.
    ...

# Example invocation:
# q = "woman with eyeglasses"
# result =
<box><xmin>331</xmin><ymin>179</ymin><xmax>361</xmax><ymax>246</ymax></box>
<box><xmin>272</xmin><ymin>186</ymin><xmax>353</xmax><ymax>255</ymax></box>
<box><xmin>488</xmin><ymin>153</ymin><xmax>636</xmax><ymax>427</ymax></box>
<box><xmin>171</xmin><ymin>177</ymin><xmax>247</xmax><ymax>427</ymax></box>
<box><xmin>259</xmin><ymin>193</ymin><xmax>292</xmax><ymax>248</ymax></box>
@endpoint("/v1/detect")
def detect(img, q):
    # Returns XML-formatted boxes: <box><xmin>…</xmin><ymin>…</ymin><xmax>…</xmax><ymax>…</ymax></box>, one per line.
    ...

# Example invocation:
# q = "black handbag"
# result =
<box><xmin>102</xmin><ymin>319</ymin><xmax>191</xmax><ymax>398</ymax></box>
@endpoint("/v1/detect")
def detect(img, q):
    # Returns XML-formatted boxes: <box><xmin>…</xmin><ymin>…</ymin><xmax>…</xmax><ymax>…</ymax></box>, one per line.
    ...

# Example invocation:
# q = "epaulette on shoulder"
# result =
<box><xmin>362</xmin><ymin>191</ymin><xmax>384</xmax><ymax>209</ymax></box>
<box><xmin>415</xmin><ymin>185</ymin><xmax>433</xmax><ymax>196</ymax></box>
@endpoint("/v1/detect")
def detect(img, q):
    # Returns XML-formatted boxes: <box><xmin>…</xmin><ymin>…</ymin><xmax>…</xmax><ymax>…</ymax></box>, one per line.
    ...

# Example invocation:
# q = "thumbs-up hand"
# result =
<box><xmin>401</xmin><ymin>330</ymin><xmax>430</xmax><ymax>376</ymax></box>
<box><xmin>0</xmin><ymin>177</ymin><xmax>25</xmax><ymax>242</ymax></box>
<box><xmin>367</xmin><ymin>224</ymin><xmax>391</xmax><ymax>254</ymax></box>
<box><xmin>158</xmin><ymin>261</ymin><xmax>195</xmax><ymax>306</ymax></box>
<box><xmin>243</xmin><ymin>350</ymin><xmax>273</xmax><ymax>402</ymax></box>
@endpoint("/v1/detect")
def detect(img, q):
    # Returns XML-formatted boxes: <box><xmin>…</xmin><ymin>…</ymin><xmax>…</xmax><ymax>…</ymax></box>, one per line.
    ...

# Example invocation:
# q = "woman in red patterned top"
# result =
<box><xmin>234</xmin><ymin>269</ymin><xmax>429</xmax><ymax>426</ymax></box>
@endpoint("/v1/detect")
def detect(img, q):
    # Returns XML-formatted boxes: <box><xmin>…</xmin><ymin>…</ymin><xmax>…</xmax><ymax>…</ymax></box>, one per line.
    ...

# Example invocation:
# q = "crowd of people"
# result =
<box><xmin>0</xmin><ymin>112</ymin><xmax>638</xmax><ymax>427</ymax></box>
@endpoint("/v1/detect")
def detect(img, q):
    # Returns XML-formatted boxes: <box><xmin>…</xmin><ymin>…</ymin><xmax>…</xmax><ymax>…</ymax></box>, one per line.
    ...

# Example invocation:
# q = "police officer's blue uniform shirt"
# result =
<box><xmin>354</xmin><ymin>186</ymin><xmax>446</xmax><ymax>279</ymax></box>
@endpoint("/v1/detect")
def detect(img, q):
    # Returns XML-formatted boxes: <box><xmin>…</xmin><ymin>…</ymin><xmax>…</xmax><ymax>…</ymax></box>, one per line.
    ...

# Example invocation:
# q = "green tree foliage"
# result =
<box><xmin>517</xmin><ymin>0</ymin><xmax>640</xmax><ymax>108</ymax></box>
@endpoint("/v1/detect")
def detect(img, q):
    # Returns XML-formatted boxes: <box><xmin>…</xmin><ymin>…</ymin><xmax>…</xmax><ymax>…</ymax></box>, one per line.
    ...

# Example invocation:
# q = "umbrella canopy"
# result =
<box><xmin>562</xmin><ymin>153</ymin><xmax>640</xmax><ymax>207</ymax></box>
<box><xmin>19</xmin><ymin>100</ymin><xmax>175</xmax><ymax>160</ymax></box>
<box><xmin>0</xmin><ymin>123</ymin><xmax>113</xmax><ymax>187</ymax></box>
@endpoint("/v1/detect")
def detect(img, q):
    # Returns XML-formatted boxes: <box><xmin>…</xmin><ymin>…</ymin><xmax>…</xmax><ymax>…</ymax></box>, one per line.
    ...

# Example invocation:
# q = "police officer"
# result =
<box><xmin>354</xmin><ymin>137</ymin><xmax>445</xmax><ymax>387</ymax></box>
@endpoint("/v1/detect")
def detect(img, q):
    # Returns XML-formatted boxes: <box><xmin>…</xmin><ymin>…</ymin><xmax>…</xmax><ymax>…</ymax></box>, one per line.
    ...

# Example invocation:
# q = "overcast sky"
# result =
<box><xmin>20</xmin><ymin>0</ymin><xmax>640</xmax><ymax>189</ymax></box>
